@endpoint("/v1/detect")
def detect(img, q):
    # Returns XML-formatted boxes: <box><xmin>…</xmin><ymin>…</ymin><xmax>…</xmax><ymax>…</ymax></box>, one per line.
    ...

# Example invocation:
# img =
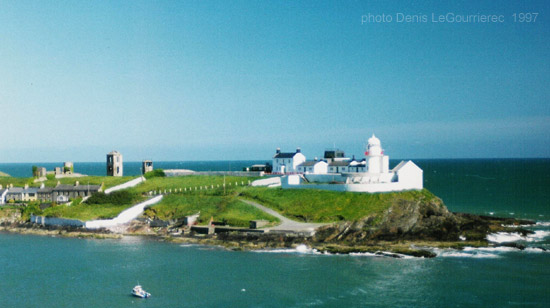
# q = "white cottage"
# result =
<box><xmin>297</xmin><ymin>160</ymin><xmax>328</xmax><ymax>174</ymax></box>
<box><xmin>272</xmin><ymin>148</ymin><xmax>306</xmax><ymax>174</ymax></box>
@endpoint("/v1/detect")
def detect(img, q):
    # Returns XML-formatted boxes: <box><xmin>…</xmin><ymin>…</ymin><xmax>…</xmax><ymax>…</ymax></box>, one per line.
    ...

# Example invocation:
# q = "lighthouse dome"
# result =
<box><xmin>368</xmin><ymin>134</ymin><xmax>381</xmax><ymax>146</ymax></box>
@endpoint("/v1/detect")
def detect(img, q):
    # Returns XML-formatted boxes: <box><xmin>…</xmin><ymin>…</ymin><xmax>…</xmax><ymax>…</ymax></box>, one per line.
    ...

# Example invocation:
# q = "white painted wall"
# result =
<box><xmin>85</xmin><ymin>195</ymin><xmax>163</xmax><ymax>230</ymax></box>
<box><xmin>395</xmin><ymin>161</ymin><xmax>423</xmax><ymax>190</ymax></box>
<box><xmin>104</xmin><ymin>177</ymin><xmax>145</xmax><ymax>194</ymax></box>
<box><xmin>251</xmin><ymin>177</ymin><xmax>281</xmax><ymax>187</ymax></box>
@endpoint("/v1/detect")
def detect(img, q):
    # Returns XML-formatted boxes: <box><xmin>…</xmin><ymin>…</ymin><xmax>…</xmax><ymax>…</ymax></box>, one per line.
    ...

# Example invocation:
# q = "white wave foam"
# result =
<box><xmin>487</xmin><ymin>232</ymin><xmax>525</xmax><ymax>243</ymax></box>
<box><xmin>436</xmin><ymin>249</ymin><xmax>500</xmax><ymax>258</ymax></box>
<box><xmin>527</xmin><ymin>230</ymin><xmax>550</xmax><ymax>241</ymax></box>
<box><xmin>536</xmin><ymin>221</ymin><xmax>550</xmax><ymax>227</ymax></box>
<box><xmin>524</xmin><ymin>247</ymin><xmax>548</xmax><ymax>253</ymax></box>
<box><xmin>463</xmin><ymin>246</ymin><xmax>517</xmax><ymax>253</ymax></box>
<box><xmin>487</xmin><ymin>230</ymin><xmax>550</xmax><ymax>243</ymax></box>
<box><xmin>253</xmin><ymin>244</ymin><xmax>322</xmax><ymax>255</ymax></box>
<box><xmin>349</xmin><ymin>251</ymin><xmax>416</xmax><ymax>259</ymax></box>
<box><xmin>501</xmin><ymin>224</ymin><xmax>534</xmax><ymax>228</ymax></box>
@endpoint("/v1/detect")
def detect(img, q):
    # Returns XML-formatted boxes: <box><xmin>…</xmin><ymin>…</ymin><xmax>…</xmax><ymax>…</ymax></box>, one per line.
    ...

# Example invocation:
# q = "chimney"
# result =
<box><xmin>57</xmin><ymin>181</ymin><xmax>61</xmax><ymax>187</ymax></box>
<box><xmin>24</xmin><ymin>184</ymin><xmax>29</xmax><ymax>189</ymax></box>
<box><xmin>314</xmin><ymin>157</ymin><xmax>318</xmax><ymax>161</ymax></box>
<box><xmin>10</xmin><ymin>183</ymin><xmax>13</xmax><ymax>188</ymax></box>
<box><xmin>296</xmin><ymin>147</ymin><xmax>301</xmax><ymax>153</ymax></box>
<box><xmin>0</xmin><ymin>184</ymin><xmax>2</xmax><ymax>189</ymax></box>
<box><xmin>40</xmin><ymin>183</ymin><xmax>45</xmax><ymax>189</ymax></box>
<box><xmin>75</xmin><ymin>181</ymin><xmax>79</xmax><ymax>187</ymax></box>
<box><xmin>276</xmin><ymin>148</ymin><xmax>281</xmax><ymax>154</ymax></box>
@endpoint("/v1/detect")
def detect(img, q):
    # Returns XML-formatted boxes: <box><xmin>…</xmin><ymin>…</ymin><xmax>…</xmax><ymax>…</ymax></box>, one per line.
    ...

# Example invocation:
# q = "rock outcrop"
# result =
<box><xmin>314</xmin><ymin>193</ymin><xmax>533</xmax><ymax>245</ymax></box>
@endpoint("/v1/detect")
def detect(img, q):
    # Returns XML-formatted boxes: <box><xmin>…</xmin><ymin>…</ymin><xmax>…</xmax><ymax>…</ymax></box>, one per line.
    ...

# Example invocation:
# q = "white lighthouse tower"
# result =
<box><xmin>366</xmin><ymin>134</ymin><xmax>389</xmax><ymax>174</ymax></box>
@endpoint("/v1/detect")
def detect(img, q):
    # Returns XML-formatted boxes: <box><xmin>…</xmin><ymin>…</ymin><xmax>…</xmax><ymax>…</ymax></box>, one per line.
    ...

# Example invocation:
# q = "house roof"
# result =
<box><xmin>53</xmin><ymin>184</ymin><xmax>101</xmax><ymax>192</ymax></box>
<box><xmin>6</xmin><ymin>187</ymin><xmax>24</xmax><ymax>193</ymax></box>
<box><xmin>392</xmin><ymin>160</ymin><xmax>422</xmax><ymax>173</ymax></box>
<box><xmin>329</xmin><ymin>161</ymin><xmax>350</xmax><ymax>167</ymax></box>
<box><xmin>24</xmin><ymin>187</ymin><xmax>39</xmax><ymax>193</ymax></box>
<box><xmin>298</xmin><ymin>161</ymin><xmax>326</xmax><ymax>167</ymax></box>
<box><xmin>38</xmin><ymin>187</ymin><xmax>54</xmax><ymax>193</ymax></box>
<box><xmin>273</xmin><ymin>152</ymin><xmax>299</xmax><ymax>159</ymax></box>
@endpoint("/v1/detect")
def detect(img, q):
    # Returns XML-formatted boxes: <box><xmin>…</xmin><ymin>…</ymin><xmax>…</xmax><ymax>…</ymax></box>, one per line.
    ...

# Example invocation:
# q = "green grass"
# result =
<box><xmin>134</xmin><ymin>175</ymin><xmax>259</xmax><ymax>194</ymax></box>
<box><xmin>240</xmin><ymin>187</ymin><xmax>436</xmax><ymax>223</ymax></box>
<box><xmin>40</xmin><ymin>189</ymin><xmax>145</xmax><ymax>221</ymax></box>
<box><xmin>42</xmin><ymin>202</ymin><xmax>135</xmax><ymax>221</ymax></box>
<box><xmin>144</xmin><ymin>193</ymin><xmax>278</xmax><ymax>228</ymax></box>
<box><xmin>0</xmin><ymin>176</ymin><xmax>137</xmax><ymax>190</ymax></box>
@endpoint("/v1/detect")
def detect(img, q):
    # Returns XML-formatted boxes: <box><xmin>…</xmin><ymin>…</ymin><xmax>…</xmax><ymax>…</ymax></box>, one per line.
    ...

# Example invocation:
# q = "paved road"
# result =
<box><xmin>240</xmin><ymin>199</ymin><xmax>328</xmax><ymax>232</ymax></box>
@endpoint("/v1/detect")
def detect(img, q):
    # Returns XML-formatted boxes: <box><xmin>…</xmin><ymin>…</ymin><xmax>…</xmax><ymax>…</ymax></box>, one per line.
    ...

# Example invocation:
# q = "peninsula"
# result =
<box><xmin>0</xmin><ymin>172</ymin><xmax>536</xmax><ymax>258</ymax></box>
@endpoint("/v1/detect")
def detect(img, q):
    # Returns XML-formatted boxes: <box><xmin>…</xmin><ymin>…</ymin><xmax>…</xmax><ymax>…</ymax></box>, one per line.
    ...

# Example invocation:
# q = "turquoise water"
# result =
<box><xmin>0</xmin><ymin>233</ymin><xmax>548</xmax><ymax>308</ymax></box>
<box><xmin>0</xmin><ymin>159</ymin><xmax>549</xmax><ymax>307</ymax></box>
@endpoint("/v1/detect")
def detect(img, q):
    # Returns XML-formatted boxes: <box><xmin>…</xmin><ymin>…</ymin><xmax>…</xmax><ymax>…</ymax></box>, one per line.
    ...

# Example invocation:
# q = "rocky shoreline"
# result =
<box><xmin>1</xmin><ymin>191</ymin><xmax>541</xmax><ymax>257</ymax></box>
<box><xmin>0</xmin><ymin>194</ymin><xmax>540</xmax><ymax>258</ymax></box>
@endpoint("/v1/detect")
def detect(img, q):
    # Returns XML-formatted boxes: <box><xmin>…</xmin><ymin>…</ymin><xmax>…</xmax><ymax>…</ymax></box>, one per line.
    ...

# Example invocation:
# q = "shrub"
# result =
<box><xmin>86</xmin><ymin>190</ymin><xmax>138</xmax><ymax>205</ymax></box>
<box><xmin>144</xmin><ymin>169</ymin><xmax>166</xmax><ymax>179</ymax></box>
<box><xmin>21</xmin><ymin>203</ymin><xmax>42</xmax><ymax>221</ymax></box>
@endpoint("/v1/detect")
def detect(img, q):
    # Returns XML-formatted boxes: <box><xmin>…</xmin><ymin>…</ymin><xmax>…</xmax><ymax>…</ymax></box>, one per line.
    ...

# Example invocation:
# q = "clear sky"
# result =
<box><xmin>1</xmin><ymin>0</ymin><xmax>549</xmax><ymax>162</ymax></box>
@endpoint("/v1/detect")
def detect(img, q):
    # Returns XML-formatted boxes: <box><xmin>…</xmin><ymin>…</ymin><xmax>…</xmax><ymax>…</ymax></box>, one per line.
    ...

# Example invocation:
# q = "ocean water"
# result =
<box><xmin>0</xmin><ymin>159</ymin><xmax>549</xmax><ymax>307</ymax></box>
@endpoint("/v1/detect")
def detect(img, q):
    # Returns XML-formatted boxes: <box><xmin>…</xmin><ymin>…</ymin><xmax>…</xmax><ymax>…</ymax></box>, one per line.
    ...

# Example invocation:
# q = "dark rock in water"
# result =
<box><xmin>499</xmin><ymin>242</ymin><xmax>526</xmax><ymax>250</ymax></box>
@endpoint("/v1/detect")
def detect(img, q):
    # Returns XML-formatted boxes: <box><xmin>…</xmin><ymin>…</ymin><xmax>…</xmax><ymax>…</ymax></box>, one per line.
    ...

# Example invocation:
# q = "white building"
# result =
<box><xmin>272</xmin><ymin>148</ymin><xmax>306</xmax><ymax>174</ymax></box>
<box><xmin>281</xmin><ymin>134</ymin><xmax>423</xmax><ymax>193</ymax></box>
<box><xmin>297</xmin><ymin>160</ymin><xmax>328</xmax><ymax>174</ymax></box>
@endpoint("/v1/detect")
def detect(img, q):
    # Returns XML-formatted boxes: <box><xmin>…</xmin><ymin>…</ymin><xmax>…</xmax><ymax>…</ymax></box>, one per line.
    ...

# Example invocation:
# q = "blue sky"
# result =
<box><xmin>1</xmin><ymin>0</ymin><xmax>549</xmax><ymax>162</ymax></box>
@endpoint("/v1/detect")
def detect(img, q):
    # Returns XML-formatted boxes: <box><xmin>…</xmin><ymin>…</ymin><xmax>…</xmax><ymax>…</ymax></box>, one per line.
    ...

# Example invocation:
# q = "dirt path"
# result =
<box><xmin>240</xmin><ymin>199</ymin><xmax>328</xmax><ymax>232</ymax></box>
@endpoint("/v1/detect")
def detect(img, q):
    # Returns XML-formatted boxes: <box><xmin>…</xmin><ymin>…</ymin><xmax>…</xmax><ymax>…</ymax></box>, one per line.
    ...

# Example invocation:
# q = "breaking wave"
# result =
<box><xmin>253</xmin><ymin>244</ymin><xmax>323</xmax><ymax>255</ymax></box>
<box><xmin>487</xmin><ymin>231</ymin><xmax>550</xmax><ymax>243</ymax></box>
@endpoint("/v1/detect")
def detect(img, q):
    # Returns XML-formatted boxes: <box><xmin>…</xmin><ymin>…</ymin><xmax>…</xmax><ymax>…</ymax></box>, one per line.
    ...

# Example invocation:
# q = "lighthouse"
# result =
<box><xmin>366</xmin><ymin>134</ymin><xmax>389</xmax><ymax>174</ymax></box>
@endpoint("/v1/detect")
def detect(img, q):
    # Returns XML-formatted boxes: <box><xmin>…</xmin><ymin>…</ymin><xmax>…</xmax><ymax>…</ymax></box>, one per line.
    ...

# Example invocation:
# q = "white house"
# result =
<box><xmin>272</xmin><ymin>148</ymin><xmax>306</xmax><ymax>174</ymax></box>
<box><xmin>297</xmin><ymin>160</ymin><xmax>328</xmax><ymax>174</ymax></box>
<box><xmin>392</xmin><ymin>160</ymin><xmax>423</xmax><ymax>190</ymax></box>
<box><xmin>281</xmin><ymin>134</ymin><xmax>423</xmax><ymax>193</ymax></box>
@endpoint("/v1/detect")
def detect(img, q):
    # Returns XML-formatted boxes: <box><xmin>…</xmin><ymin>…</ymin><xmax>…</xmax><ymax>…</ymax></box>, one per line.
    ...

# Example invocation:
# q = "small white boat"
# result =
<box><xmin>132</xmin><ymin>285</ymin><xmax>151</xmax><ymax>298</ymax></box>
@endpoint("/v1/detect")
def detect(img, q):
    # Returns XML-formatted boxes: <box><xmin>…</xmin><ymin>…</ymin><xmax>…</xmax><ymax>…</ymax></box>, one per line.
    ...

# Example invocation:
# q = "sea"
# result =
<box><xmin>0</xmin><ymin>159</ymin><xmax>549</xmax><ymax>307</ymax></box>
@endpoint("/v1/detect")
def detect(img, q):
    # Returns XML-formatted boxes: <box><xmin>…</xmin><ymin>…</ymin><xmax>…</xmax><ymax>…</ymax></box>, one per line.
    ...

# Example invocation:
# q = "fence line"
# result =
<box><xmin>146</xmin><ymin>180</ymin><xmax>252</xmax><ymax>196</ymax></box>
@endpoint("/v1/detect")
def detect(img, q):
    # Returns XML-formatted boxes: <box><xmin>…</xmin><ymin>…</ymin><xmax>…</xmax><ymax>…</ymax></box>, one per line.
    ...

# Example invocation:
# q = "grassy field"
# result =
<box><xmin>240</xmin><ymin>187</ymin><xmax>436</xmax><ymax>222</ymax></box>
<box><xmin>134</xmin><ymin>175</ymin><xmax>260</xmax><ymax>194</ymax></box>
<box><xmin>144</xmin><ymin>193</ymin><xmax>278</xmax><ymax>228</ymax></box>
<box><xmin>41</xmin><ymin>202</ymin><xmax>133</xmax><ymax>221</ymax></box>
<box><xmin>0</xmin><ymin>176</ymin><xmax>137</xmax><ymax>189</ymax></box>
<box><xmin>41</xmin><ymin>190</ymin><xmax>145</xmax><ymax>221</ymax></box>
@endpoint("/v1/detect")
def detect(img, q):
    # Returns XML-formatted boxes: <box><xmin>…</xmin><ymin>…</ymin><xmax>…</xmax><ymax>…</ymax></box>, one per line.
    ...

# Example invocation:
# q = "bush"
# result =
<box><xmin>86</xmin><ymin>190</ymin><xmax>138</xmax><ymax>205</ymax></box>
<box><xmin>144</xmin><ymin>169</ymin><xmax>166</xmax><ymax>179</ymax></box>
<box><xmin>21</xmin><ymin>203</ymin><xmax>42</xmax><ymax>221</ymax></box>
